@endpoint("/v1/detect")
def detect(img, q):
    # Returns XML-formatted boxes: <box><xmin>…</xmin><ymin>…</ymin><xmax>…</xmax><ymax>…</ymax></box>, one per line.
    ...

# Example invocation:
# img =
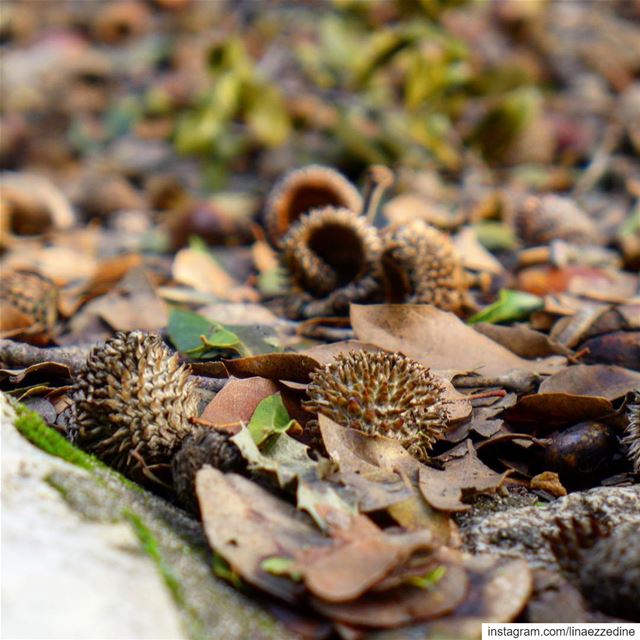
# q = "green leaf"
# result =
<box><xmin>407</xmin><ymin>565</ymin><xmax>447</xmax><ymax>590</ymax></box>
<box><xmin>468</xmin><ymin>289</ymin><xmax>544</xmax><ymax>325</ymax></box>
<box><xmin>247</xmin><ymin>393</ymin><xmax>297</xmax><ymax>446</ymax></box>
<box><xmin>167</xmin><ymin>308</ymin><xmax>248</xmax><ymax>359</ymax></box>
<box><xmin>472</xmin><ymin>222</ymin><xmax>517</xmax><ymax>251</ymax></box>
<box><xmin>260</xmin><ymin>556</ymin><xmax>302</xmax><ymax>582</ymax></box>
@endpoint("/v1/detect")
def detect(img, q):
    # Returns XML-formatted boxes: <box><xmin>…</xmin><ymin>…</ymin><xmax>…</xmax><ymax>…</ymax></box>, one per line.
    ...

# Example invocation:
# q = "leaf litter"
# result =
<box><xmin>1</xmin><ymin>0</ymin><xmax>639</xmax><ymax>635</ymax></box>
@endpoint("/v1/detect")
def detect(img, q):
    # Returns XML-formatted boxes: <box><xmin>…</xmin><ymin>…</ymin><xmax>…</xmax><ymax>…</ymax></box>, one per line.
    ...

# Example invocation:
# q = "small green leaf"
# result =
<box><xmin>468</xmin><ymin>289</ymin><xmax>543</xmax><ymax>325</ymax></box>
<box><xmin>472</xmin><ymin>222</ymin><xmax>517</xmax><ymax>251</ymax></box>
<box><xmin>247</xmin><ymin>393</ymin><xmax>297</xmax><ymax>446</ymax></box>
<box><xmin>407</xmin><ymin>565</ymin><xmax>447</xmax><ymax>590</ymax></box>
<box><xmin>167</xmin><ymin>308</ymin><xmax>248</xmax><ymax>359</ymax></box>
<box><xmin>260</xmin><ymin>556</ymin><xmax>302</xmax><ymax>582</ymax></box>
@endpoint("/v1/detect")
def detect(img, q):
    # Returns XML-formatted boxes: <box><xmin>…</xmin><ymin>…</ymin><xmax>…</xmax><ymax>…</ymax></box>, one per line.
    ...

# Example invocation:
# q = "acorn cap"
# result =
<box><xmin>547</xmin><ymin>516</ymin><xmax>640</xmax><ymax>621</ymax></box>
<box><xmin>265</xmin><ymin>165</ymin><xmax>363</xmax><ymax>247</ymax></box>
<box><xmin>72</xmin><ymin>331</ymin><xmax>198</xmax><ymax>486</ymax></box>
<box><xmin>513</xmin><ymin>195</ymin><xmax>598</xmax><ymax>247</ymax></box>
<box><xmin>304</xmin><ymin>350</ymin><xmax>448</xmax><ymax>460</ymax></box>
<box><xmin>578</xmin><ymin>523</ymin><xmax>640</xmax><ymax>621</ymax></box>
<box><xmin>380</xmin><ymin>220</ymin><xmax>468</xmax><ymax>313</ymax></box>
<box><xmin>281</xmin><ymin>206</ymin><xmax>382</xmax><ymax>317</ymax></box>
<box><xmin>0</xmin><ymin>270</ymin><xmax>58</xmax><ymax>344</ymax></box>
<box><xmin>622</xmin><ymin>391</ymin><xmax>640</xmax><ymax>475</ymax></box>
<box><xmin>172</xmin><ymin>427</ymin><xmax>245</xmax><ymax>513</ymax></box>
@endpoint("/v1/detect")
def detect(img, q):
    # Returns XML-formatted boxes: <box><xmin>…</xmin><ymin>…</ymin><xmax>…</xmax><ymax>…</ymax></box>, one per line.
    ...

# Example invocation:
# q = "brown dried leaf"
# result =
<box><xmin>474</xmin><ymin>323</ymin><xmax>572</xmax><ymax>358</ymax></box>
<box><xmin>0</xmin><ymin>361</ymin><xmax>71</xmax><ymax>384</ymax></box>
<box><xmin>506</xmin><ymin>393</ymin><xmax>614</xmax><ymax>430</ymax></box>
<box><xmin>196</xmin><ymin>468</ymin><xmax>324</xmax><ymax>603</ymax></box>
<box><xmin>311</xmin><ymin>555</ymin><xmax>469</xmax><ymax>628</ymax></box>
<box><xmin>539</xmin><ymin>364</ymin><xmax>640</xmax><ymax>400</ymax></box>
<box><xmin>351</xmin><ymin>304</ymin><xmax>565</xmax><ymax>379</ymax></box>
<box><xmin>418</xmin><ymin>442</ymin><xmax>509</xmax><ymax>512</ymax></box>
<box><xmin>173</xmin><ymin>247</ymin><xmax>259</xmax><ymax>302</ymax></box>
<box><xmin>453</xmin><ymin>227</ymin><xmax>504</xmax><ymax>275</ymax></box>
<box><xmin>530</xmin><ymin>471</ymin><xmax>567</xmax><ymax>497</ymax></box>
<box><xmin>580</xmin><ymin>331</ymin><xmax>640</xmax><ymax>371</ymax></box>
<box><xmin>223</xmin><ymin>353</ymin><xmax>320</xmax><ymax>384</ymax></box>
<box><xmin>200</xmin><ymin>376</ymin><xmax>279</xmax><ymax>429</ymax></box>
<box><xmin>299</xmin><ymin>517</ymin><xmax>434</xmax><ymax>603</ymax></box>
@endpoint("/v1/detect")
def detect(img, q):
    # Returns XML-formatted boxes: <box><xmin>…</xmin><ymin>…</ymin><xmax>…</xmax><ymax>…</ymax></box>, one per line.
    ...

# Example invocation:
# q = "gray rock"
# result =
<box><xmin>459</xmin><ymin>485</ymin><xmax>640</xmax><ymax>570</ymax></box>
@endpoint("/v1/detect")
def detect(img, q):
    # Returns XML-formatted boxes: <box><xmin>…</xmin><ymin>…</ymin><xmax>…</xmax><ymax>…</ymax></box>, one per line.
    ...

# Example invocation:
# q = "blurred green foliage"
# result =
<box><xmin>173</xmin><ymin>0</ymin><xmax>539</xmax><ymax>181</ymax></box>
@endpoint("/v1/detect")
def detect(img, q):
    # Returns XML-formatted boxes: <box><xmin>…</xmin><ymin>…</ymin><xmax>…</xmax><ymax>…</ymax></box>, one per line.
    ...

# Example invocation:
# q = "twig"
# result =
<box><xmin>0</xmin><ymin>339</ymin><xmax>227</xmax><ymax>392</ymax></box>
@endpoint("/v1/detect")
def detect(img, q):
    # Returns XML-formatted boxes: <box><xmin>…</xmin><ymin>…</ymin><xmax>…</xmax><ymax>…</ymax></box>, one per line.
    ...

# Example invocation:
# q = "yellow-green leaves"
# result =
<box><xmin>247</xmin><ymin>393</ymin><xmax>297</xmax><ymax>446</ymax></box>
<box><xmin>469</xmin><ymin>290</ymin><xmax>544</xmax><ymax>325</ymax></box>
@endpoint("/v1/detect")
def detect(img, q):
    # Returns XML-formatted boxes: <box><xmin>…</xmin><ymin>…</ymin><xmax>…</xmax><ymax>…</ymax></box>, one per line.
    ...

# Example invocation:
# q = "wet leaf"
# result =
<box><xmin>168</xmin><ymin>308</ymin><xmax>248</xmax><ymax>359</ymax></box>
<box><xmin>248</xmin><ymin>392</ymin><xmax>298</xmax><ymax>446</ymax></box>
<box><xmin>351</xmin><ymin>304</ymin><xmax>565</xmax><ymax>378</ymax></box>
<box><xmin>469</xmin><ymin>290</ymin><xmax>544</xmax><ymax>325</ymax></box>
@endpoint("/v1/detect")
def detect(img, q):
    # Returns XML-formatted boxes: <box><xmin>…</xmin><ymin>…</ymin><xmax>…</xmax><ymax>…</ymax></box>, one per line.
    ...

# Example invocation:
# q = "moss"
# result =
<box><xmin>11</xmin><ymin>399</ymin><xmax>292</xmax><ymax>640</ymax></box>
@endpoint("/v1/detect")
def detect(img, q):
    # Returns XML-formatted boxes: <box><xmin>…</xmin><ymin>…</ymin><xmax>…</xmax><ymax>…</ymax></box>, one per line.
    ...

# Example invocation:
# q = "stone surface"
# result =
<box><xmin>458</xmin><ymin>485</ymin><xmax>640</xmax><ymax>570</ymax></box>
<box><xmin>1</xmin><ymin>395</ymin><xmax>186</xmax><ymax>640</ymax></box>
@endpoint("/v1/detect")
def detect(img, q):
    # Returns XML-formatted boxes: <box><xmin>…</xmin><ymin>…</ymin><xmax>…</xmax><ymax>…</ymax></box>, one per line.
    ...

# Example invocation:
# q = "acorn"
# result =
<box><xmin>622</xmin><ymin>391</ymin><xmax>640</xmax><ymax>476</ymax></box>
<box><xmin>513</xmin><ymin>195</ymin><xmax>598</xmax><ymax>247</ymax></box>
<box><xmin>304</xmin><ymin>350</ymin><xmax>448</xmax><ymax>460</ymax></box>
<box><xmin>172</xmin><ymin>428</ymin><xmax>245</xmax><ymax>513</ymax></box>
<box><xmin>265</xmin><ymin>165</ymin><xmax>362</xmax><ymax>247</ymax></box>
<box><xmin>0</xmin><ymin>270</ymin><xmax>58</xmax><ymax>344</ymax></box>
<box><xmin>281</xmin><ymin>206</ymin><xmax>382</xmax><ymax>318</ymax></box>
<box><xmin>548</xmin><ymin>517</ymin><xmax>640</xmax><ymax>621</ymax></box>
<box><xmin>71</xmin><ymin>332</ymin><xmax>198</xmax><ymax>487</ymax></box>
<box><xmin>380</xmin><ymin>219</ymin><xmax>469</xmax><ymax>314</ymax></box>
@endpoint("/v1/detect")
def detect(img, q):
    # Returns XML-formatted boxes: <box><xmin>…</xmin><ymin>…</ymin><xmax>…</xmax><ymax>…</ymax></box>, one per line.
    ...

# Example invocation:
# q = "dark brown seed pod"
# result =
<box><xmin>265</xmin><ymin>165</ymin><xmax>362</xmax><ymax>247</ymax></box>
<box><xmin>548</xmin><ymin>517</ymin><xmax>640</xmax><ymax>621</ymax></box>
<box><xmin>0</xmin><ymin>270</ymin><xmax>58</xmax><ymax>344</ymax></box>
<box><xmin>72</xmin><ymin>331</ymin><xmax>197</xmax><ymax>487</ymax></box>
<box><xmin>622</xmin><ymin>391</ymin><xmax>640</xmax><ymax>475</ymax></box>
<box><xmin>541</xmin><ymin>422</ymin><xmax>618</xmax><ymax>490</ymax></box>
<box><xmin>172</xmin><ymin>428</ymin><xmax>245</xmax><ymax>513</ymax></box>
<box><xmin>304</xmin><ymin>350</ymin><xmax>448</xmax><ymax>460</ymax></box>
<box><xmin>513</xmin><ymin>195</ymin><xmax>598</xmax><ymax>247</ymax></box>
<box><xmin>380</xmin><ymin>220</ymin><xmax>469</xmax><ymax>314</ymax></box>
<box><xmin>281</xmin><ymin>206</ymin><xmax>382</xmax><ymax>318</ymax></box>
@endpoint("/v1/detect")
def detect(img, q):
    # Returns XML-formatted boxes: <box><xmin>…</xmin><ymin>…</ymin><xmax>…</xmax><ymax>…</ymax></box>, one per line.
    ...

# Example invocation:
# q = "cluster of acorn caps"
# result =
<box><xmin>69</xmin><ymin>331</ymin><xmax>450</xmax><ymax>508</ymax></box>
<box><xmin>264</xmin><ymin>165</ymin><xmax>472</xmax><ymax>318</ymax></box>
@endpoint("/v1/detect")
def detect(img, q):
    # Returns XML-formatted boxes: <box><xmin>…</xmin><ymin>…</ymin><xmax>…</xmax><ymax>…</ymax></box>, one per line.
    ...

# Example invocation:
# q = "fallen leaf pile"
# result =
<box><xmin>1</xmin><ymin>0</ymin><xmax>639</xmax><ymax>636</ymax></box>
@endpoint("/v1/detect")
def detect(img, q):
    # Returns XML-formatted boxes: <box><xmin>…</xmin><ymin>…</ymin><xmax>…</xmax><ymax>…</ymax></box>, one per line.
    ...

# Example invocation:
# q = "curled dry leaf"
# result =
<box><xmin>538</xmin><ymin>364</ymin><xmax>640</xmax><ymax>400</ymax></box>
<box><xmin>474</xmin><ymin>323</ymin><xmax>572</xmax><ymax>359</ymax></box>
<box><xmin>223</xmin><ymin>353</ymin><xmax>320</xmax><ymax>383</ymax></box>
<box><xmin>0</xmin><ymin>362</ymin><xmax>71</xmax><ymax>384</ymax></box>
<box><xmin>319</xmin><ymin>415</ymin><xmax>454</xmax><ymax>546</ymax></box>
<box><xmin>418</xmin><ymin>442</ymin><xmax>509</xmax><ymax>512</ymax></box>
<box><xmin>351</xmin><ymin>304</ymin><xmax>565</xmax><ymax>379</ymax></box>
<box><xmin>452</xmin><ymin>227</ymin><xmax>504</xmax><ymax>275</ymax></box>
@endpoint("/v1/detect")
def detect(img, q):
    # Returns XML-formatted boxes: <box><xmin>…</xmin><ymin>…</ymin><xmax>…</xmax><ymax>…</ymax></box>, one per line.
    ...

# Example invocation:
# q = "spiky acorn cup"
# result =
<box><xmin>265</xmin><ymin>165</ymin><xmax>362</xmax><ymax>247</ymax></box>
<box><xmin>71</xmin><ymin>331</ymin><xmax>198</xmax><ymax>488</ymax></box>
<box><xmin>548</xmin><ymin>517</ymin><xmax>640</xmax><ymax>621</ymax></box>
<box><xmin>513</xmin><ymin>195</ymin><xmax>598</xmax><ymax>246</ymax></box>
<box><xmin>622</xmin><ymin>391</ymin><xmax>640</xmax><ymax>476</ymax></box>
<box><xmin>281</xmin><ymin>206</ymin><xmax>382</xmax><ymax>318</ymax></box>
<box><xmin>380</xmin><ymin>220</ymin><xmax>469</xmax><ymax>314</ymax></box>
<box><xmin>0</xmin><ymin>270</ymin><xmax>58</xmax><ymax>344</ymax></box>
<box><xmin>172</xmin><ymin>428</ymin><xmax>245</xmax><ymax>513</ymax></box>
<box><xmin>304</xmin><ymin>350</ymin><xmax>448</xmax><ymax>460</ymax></box>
